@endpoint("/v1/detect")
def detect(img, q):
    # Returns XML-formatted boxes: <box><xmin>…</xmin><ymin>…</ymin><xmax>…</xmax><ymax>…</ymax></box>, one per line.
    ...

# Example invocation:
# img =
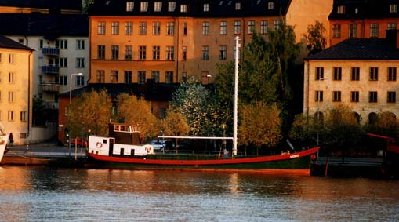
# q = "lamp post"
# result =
<box><xmin>233</xmin><ymin>36</ymin><xmax>241</xmax><ymax>156</ymax></box>
<box><xmin>68</xmin><ymin>73</ymin><xmax>83</xmax><ymax>157</ymax></box>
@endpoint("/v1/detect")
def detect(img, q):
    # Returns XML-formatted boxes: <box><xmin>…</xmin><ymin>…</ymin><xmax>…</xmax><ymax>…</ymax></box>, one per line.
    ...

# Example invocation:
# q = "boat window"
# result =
<box><xmin>131</xmin><ymin>149</ymin><xmax>135</xmax><ymax>156</ymax></box>
<box><xmin>121</xmin><ymin>148</ymin><xmax>125</xmax><ymax>156</ymax></box>
<box><xmin>103</xmin><ymin>139</ymin><xmax>107</xmax><ymax>144</ymax></box>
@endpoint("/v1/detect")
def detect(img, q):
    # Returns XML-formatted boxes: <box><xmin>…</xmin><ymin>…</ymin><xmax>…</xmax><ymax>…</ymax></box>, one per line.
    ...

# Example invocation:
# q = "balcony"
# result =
<box><xmin>42</xmin><ymin>48</ymin><xmax>60</xmax><ymax>57</ymax></box>
<box><xmin>40</xmin><ymin>83</ymin><xmax>60</xmax><ymax>93</ymax></box>
<box><xmin>41</xmin><ymin>65</ymin><xmax>60</xmax><ymax>75</ymax></box>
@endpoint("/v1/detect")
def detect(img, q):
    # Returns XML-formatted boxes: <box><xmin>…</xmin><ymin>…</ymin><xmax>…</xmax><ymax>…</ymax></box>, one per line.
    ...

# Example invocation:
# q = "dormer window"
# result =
<box><xmin>168</xmin><ymin>2</ymin><xmax>176</xmax><ymax>12</ymax></box>
<box><xmin>355</xmin><ymin>8</ymin><xmax>358</xmax><ymax>14</ymax></box>
<box><xmin>140</xmin><ymin>2</ymin><xmax>148</xmax><ymax>12</ymax></box>
<box><xmin>154</xmin><ymin>2</ymin><xmax>162</xmax><ymax>12</ymax></box>
<box><xmin>235</xmin><ymin>2</ymin><xmax>241</xmax><ymax>10</ymax></box>
<box><xmin>390</xmin><ymin>4</ymin><xmax>397</xmax><ymax>13</ymax></box>
<box><xmin>180</xmin><ymin>4</ymin><xmax>187</xmax><ymax>13</ymax></box>
<box><xmin>204</xmin><ymin>3</ymin><xmax>209</xmax><ymax>12</ymax></box>
<box><xmin>126</xmin><ymin>2</ymin><xmax>134</xmax><ymax>12</ymax></box>
<box><xmin>219</xmin><ymin>1</ymin><xmax>223</xmax><ymax>6</ymax></box>
<box><xmin>268</xmin><ymin>1</ymin><xmax>274</xmax><ymax>10</ymax></box>
<box><xmin>337</xmin><ymin>5</ymin><xmax>345</xmax><ymax>14</ymax></box>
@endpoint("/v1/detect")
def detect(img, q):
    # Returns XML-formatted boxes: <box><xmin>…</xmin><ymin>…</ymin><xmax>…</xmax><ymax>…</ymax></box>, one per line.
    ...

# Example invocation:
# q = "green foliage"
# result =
<box><xmin>366</xmin><ymin>111</ymin><xmax>399</xmax><ymax>137</ymax></box>
<box><xmin>116</xmin><ymin>93</ymin><xmax>158</xmax><ymax>138</ymax></box>
<box><xmin>303</xmin><ymin>21</ymin><xmax>327</xmax><ymax>55</ymax></box>
<box><xmin>239</xmin><ymin>102</ymin><xmax>282</xmax><ymax>147</ymax></box>
<box><xmin>161</xmin><ymin>109</ymin><xmax>190</xmax><ymax>136</ymax></box>
<box><xmin>67</xmin><ymin>90</ymin><xmax>112</xmax><ymax>138</ymax></box>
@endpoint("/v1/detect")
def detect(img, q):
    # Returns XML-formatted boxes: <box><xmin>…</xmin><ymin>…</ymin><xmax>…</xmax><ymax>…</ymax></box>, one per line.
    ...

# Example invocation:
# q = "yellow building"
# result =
<box><xmin>304</xmin><ymin>36</ymin><xmax>399</xmax><ymax>124</ymax></box>
<box><xmin>0</xmin><ymin>35</ymin><xmax>34</xmax><ymax>145</ymax></box>
<box><xmin>88</xmin><ymin>0</ymin><xmax>332</xmax><ymax>84</ymax></box>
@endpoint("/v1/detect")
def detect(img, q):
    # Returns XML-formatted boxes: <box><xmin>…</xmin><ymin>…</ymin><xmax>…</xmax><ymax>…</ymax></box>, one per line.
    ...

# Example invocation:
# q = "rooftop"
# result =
<box><xmin>0</xmin><ymin>0</ymin><xmax>82</xmax><ymax>11</ymax></box>
<box><xmin>0</xmin><ymin>35</ymin><xmax>32</xmax><ymax>51</ymax></box>
<box><xmin>329</xmin><ymin>0</ymin><xmax>399</xmax><ymax>20</ymax></box>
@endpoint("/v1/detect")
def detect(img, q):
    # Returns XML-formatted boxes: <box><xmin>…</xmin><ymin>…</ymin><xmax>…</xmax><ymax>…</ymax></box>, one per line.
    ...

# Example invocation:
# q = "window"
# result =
<box><xmin>166</xmin><ymin>46</ymin><xmax>174</xmax><ymax>60</ymax></box>
<box><xmin>125</xmin><ymin>22</ymin><xmax>133</xmax><ymax>35</ymax></box>
<box><xmin>202</xmin><ymin>22</ymin><xmax>209</xmax><ymax>35</ymax></box>
<box><xmin>140</xmin><ymin>2</ymin><xmax>148</xmax><ymax>12</ymax></box>
<box><xmin>139</xmin><ymin>22</ymin><xmax>147</xmax><ymax>35</ymax></box>
<box><xmin>39</xmin><ymin>39</ymin><xmax>43</xmax><ymax>49</ymax></box>
<box><xmin>56</xmin><ymin>39</ymin><xmax>68</xmax><ymax>49</ymax></box>
<box><xmin>369</xmin><ymin>91</ymin><xmax>378</xmax><ymax>103</ymax></box>
<box><xmin>202</xmin><ymin>45</ymin><xmax>209</xmax><ymax>60</ymax></box>
<box><xmin>337</xmin><ymin>5</ymin><xmax>345</xmax><ymax>14</ymax></box>
<box><xmin>110</xmin><ymin>70</ymin><xmax>118</xmax><ymax>83</ymax></box>
<box><xmin>168</xmin><ymin>2</ymin><xmax>176</xmax><ymax>12</ymax></box>
<box><xmin>182</xmin><ymin>46</ymin><xmax>187</xmax><ymax>60</ymax></box>
<box><xmin>154</xmin><ymin>2</ymin><xmax>162</xmax><ymax>12</ymax></box>
<box><xmin>0</xmin><ymin>53</ymin><xmax>2</xmax><ymax>63</ymax></box>
<box><xmin>76</xmin><ymin>58</ymin><xmax>85</xmax><ymax>68</ymax></box>
<box><xmin>333</xmin><ymin>91</ymin><xmax>341</xmax><ymax>102</ymax></box>
<box><xmin>8</xmin><ymin>72</ymin><xmax>15</xmax><ymax>83</ymax></box>
<box><xmin>180</xmin><ymin>4</ymin><xmax>187</xmax><ymax>13</ymax></box>
<box><xmin>315</xmin><ymin>90</ymin><xmax>323</xmax><ymax>102</ymax></box>
<box><xmin>247</xmin><ymin>20</ymin><xmax>255</xmax><ymax>34</ymax></box>
<box><xmin>273</xmin><ymin>20</ymin><xmax>280</xmax><ymax>29</ymax></box>
<box><xmin>260</xmin><ymin>20</ymin><xmax>268</xmax><ymax>35</ymax></box>
<box><xmin>76</xmin><ymin>40</ymin><xmax>85</xmax><ymax>50</ymax></box>
<box><xmin>56</xmin><ymin>58</ymin><xmax>68</xmax><ymax>67</ymax></box>
<box><xmin>333</xmin><ymin>67</ymin><xmax>342</xmax><ymax>80</ymax></box>
<box><xmin>388</xmin><ymin>23</ymin><xmax>397</xmax><ymax>30</ymax></box>
<box><xmin>153</xmin><ymin>22</ymin><xmax>161</xmax><ymax>35</ymax></box>
<box><xmin>369</xmin><ymin>67</ymin><xmax>379</xmax><ymax>81</ymax></box>
<box><xmin>96</xmin><ymin>70</ymin><xmax>105</xmax><ymax>83</ymax></box>
<box><xmin>8</xmin><ymin>91</ymin><xmax>14</xmax><ymax>103</ymax></box>
<box><xmin>125</xmin><ymin>45</ymin><xmax>133</xmax><ymax>60</ymax></box>
<box><xmin>332</xmin><ymin>24</ymin><xmax>341</xmax><ymax>38</ymax></box>
<box><xmin>268</xmin><ymin>1</ymin><xmax>274</xmax><ymax>10</ymax></box>
<box><xmin>138</xmin><ymin>71</ymin><xmax>146</xmax><ymax>84</ymax></box>
<box><xmin>315</xmin><ymin>67</ymin><xmax>324</xmax><ymax>80</ymax></box>
<box><xmin>111</xmin><ymin>22</ymin><xmax>119</xmax><ymax>35</ymax></box>
<box><xmin>153</xmin><ymin>45</ymin><xmax>160</xmax><ymax>60</ymax></box>
<box><xmin>111</xmin><ymin>45</ymin><xmax>119</xmax><ymax>60</ymax></box>
<box><xmin>124</xmin><ymin>71</ymin><xmax>132</xmax><ymax>83</ymax></box>
<box><xmin>8</xmin><ymin>54</ymin><xmax>14</xmax><ymax>64</ymax></box>
<box><xmin>219</xmin><ymin>45</ymin><xmax>227</xmax><ymax>60</ymax></box>
<box><xmin>388</xmin><ymin>67</ymin><xmax>397</xmax><ymax>81</ymax></box>
<box><xmin>183</xmin><ymin>22</ymin><xmax>187</xmax><ymax>35</ymax></box>
<box><xmin>390</xmin><ymin>4</ymin><xmax>397</xmax><ymax>13</ymax></box>
<box><xmin>234</xmin><ymin>21</ymin><xmax>241</xmax><ymax>35</ymax></box>
<box><xmin>126</xmin><ymin>2</ymin><xmax>134</xmax><ymax>11</ymax></box>
<box><xmin>235</xmin><ymin>2</ymin><xmax>241</xmax><ymax>10</ymax></box>
<box><xmin>220</xmin><ymin>21</ymin><xmax>227</xmax><ymax>35</ymax></box>
<box><xmin>349</xmin><ymin>24</ymin><xmax>357</xmax><ymax>38</ymax></box>
<box><xmin>167</xmin><ymin>22</ymin><xmax>175</xmax><ymax>35</ymax></box>
<box><xmin>8</xmin><ymin>111</ymin><xmax>14</xmax><ymax>121</ymax></box>
<box><xmin>351</xmin><ymin>91</ymin><xmax>359</xmax><ymax>102</ymax></box>
<box><xmin>204</xmin><ymin>3</ymin><xmax>209</xmax><ymax>12</ymax></box>
<box><xmin>98</xmin><ymin>22</ymin><xmax>106</xmax><ymax>35</ymax></box>
<box><xmin>59</xmin><ymin>75</ymin><xmax>67</xmax><ymax>86</ymax></box>
<box><xmin>165</xmin><ymin>71</ymin><xmax>173</xmax><ymax>83</ymax></box>
<box><xmin>351</xmin><ymin>67</ymin><xmax>360</xmax><ymax>81</ymax></box>
<box><xmin>370</xmin><ymin>24</ymin><xmax>379</xmax><ymax>38</ymax></box>
<box><xmin>139</xmin><ymin>45</ymin><xmax>147</xmax><ymax>60</ymax></box>
<box><xmin>97</xmin><ymin>45</ymin><xmax>105</xmax><ymax>60</ymax></box>
<box><xmin>387</xmin><ymin>91</ymin><xmax>396</xmax><ymax>103</ymax></box>
<box><xmin>77</xmin><ymin>76</ymin><xmax>85</xmax><ymax>86</ymax></box>
<box><xmin>151</xmin><ymin>71</ymin><xmax>160</xmax><ymax>82</ymax></box>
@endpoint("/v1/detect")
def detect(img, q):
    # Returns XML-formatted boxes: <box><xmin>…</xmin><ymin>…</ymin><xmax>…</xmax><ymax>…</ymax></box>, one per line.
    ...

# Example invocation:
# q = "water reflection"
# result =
<box><xmin>0</xmin><ymin>166</ymin><xmax>398</xmax><ymax>221</ymax></box>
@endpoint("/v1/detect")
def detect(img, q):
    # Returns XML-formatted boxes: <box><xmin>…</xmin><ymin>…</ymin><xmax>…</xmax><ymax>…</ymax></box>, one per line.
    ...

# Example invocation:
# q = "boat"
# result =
<box><xmin>0</xmin><ymin>132</ymin><xmax>9</xmax><ymax>163</ymax></box>
<box><xmin>87</xmin><ymin>123</ymin><xmax>320</xmax><ymax>169</ymax></box>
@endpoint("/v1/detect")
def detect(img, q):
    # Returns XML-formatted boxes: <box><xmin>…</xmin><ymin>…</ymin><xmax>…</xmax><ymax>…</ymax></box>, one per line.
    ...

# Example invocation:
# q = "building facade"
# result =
<box><xmin>329</xmin><ymin>0</ymin><xmax>399</xmax><ymax>46</ymax></box>
<box><xmin>88</xmin><ymin>0</ymin><xmax>332</xmax><ymax>84</ymax></box>
<box><xmin>0</xmin><ymin>36</ymin><xmax>34</xmax><ymax>145</ymax></box>
<box><xmin>304</xmin><ymin>37</ymin><xmax>399</xmax><ymax>124</ymax></box>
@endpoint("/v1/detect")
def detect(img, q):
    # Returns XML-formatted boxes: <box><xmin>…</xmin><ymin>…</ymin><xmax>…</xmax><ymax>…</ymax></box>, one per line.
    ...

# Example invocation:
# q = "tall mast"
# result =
<box><xmin>233</xmin><ymin>36</ymin><xmax>240</xmax><ymax>156</ymax></box>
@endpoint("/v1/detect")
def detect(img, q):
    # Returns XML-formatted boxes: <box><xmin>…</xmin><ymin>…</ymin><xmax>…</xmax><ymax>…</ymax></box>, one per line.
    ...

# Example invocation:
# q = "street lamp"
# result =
<box><xmin>68</xmin><ymin>72</ymin><xmax>83</xmax><ymax>157</ymax></box>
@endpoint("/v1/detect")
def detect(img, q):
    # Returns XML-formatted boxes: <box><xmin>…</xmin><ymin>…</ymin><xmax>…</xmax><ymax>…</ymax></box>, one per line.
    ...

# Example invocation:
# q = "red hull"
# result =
<box><xmin>87</xmin><ymin>147</ymin><xmax>319</xmax><ymax>166</ymax></box>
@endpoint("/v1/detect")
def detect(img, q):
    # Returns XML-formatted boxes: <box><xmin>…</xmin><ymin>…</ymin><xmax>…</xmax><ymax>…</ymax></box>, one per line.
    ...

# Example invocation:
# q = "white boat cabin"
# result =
<box><xmin>89</xmin><ymin>136</ymin><xmax>154</xmax><ymax>156</ymax></box>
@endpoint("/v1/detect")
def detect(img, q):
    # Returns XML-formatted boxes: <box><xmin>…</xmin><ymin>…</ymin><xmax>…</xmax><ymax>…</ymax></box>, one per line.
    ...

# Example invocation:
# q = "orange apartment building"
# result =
<box><xmin>329</xmin><ymin>0</ymin><xmax>399</xmax><ymax>46</ymax></box>
<box><xmin>88</xmin><ymin>0</ymin><xmax>332</xmax><ymax>84</ymax></box>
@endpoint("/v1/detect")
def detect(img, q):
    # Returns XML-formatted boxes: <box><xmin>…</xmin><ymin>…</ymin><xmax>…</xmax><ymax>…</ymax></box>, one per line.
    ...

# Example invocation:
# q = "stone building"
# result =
<box><xmin>0</xmin><ymin>35</ymin><xmax>34</xmax><ymax>145</ymax></box>
<box><xmin>304</xmin><ymin>33</ymin><xmax>399</xmax><ymax>124</ymax></box>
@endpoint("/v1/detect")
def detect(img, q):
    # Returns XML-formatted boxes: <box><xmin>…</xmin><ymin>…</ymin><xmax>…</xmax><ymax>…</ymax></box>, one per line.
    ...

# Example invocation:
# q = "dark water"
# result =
<box><xmin>0</xmin><ymin>167</ymin><xmax>398</xmax><ymax>221</ymax></box>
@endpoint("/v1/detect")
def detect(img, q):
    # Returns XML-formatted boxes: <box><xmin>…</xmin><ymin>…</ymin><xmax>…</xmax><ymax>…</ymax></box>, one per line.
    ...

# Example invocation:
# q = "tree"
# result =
<box><xmin>67</xmin><ymin>90</ymin><xmax>112</xmax><ymax>138</ymax></box>
<box><xmin>161</xmin><ymin>109</ymin><xmax>190</xmax><ymax>136</ymax></box>
<box><xmin>366</xmin><ymin>111</ymin><xmax>399</xmax><ymax>137</ymax></box>
<box><xmin>117</xmin><ymin>93</ymin><xmax>158</xmax><ymax>139</ymax></box>
<box><xmin>303</xmin><ymin>21</ymin><xmax>327</xmax><ymax>55</ymax></box>
<box><xmin>239</xmin><ymin>102</ymin><xmax>282</xmax><ymax>152</ymax></box>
